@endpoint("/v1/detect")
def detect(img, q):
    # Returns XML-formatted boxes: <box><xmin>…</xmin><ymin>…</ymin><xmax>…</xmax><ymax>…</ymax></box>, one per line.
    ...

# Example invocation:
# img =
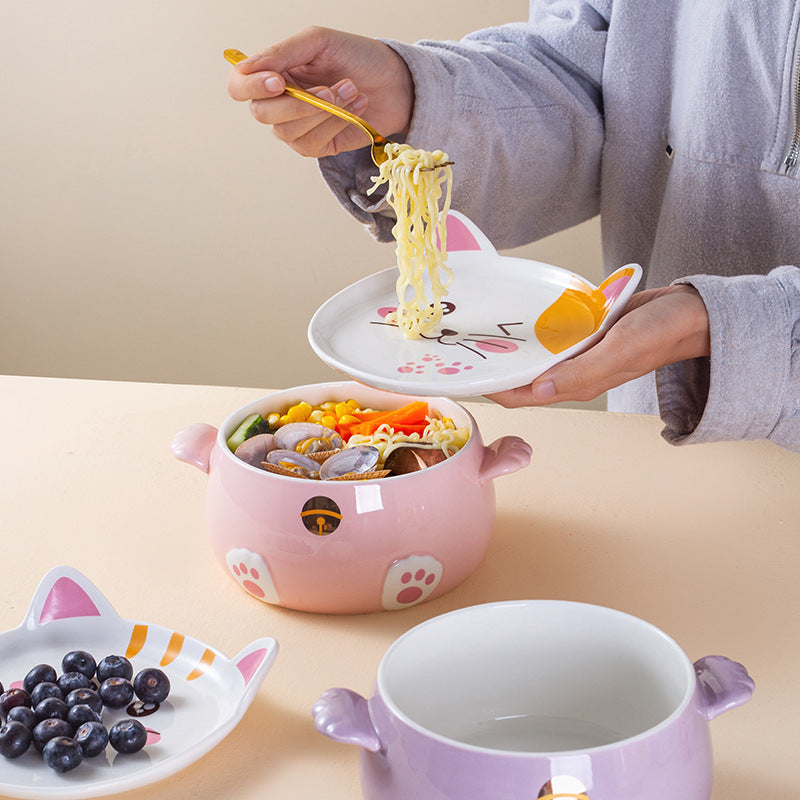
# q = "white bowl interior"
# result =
<box><xmin>379</xmin><ymin>601</ymin><xmax>694</xmax><ymax>753</ymax></box>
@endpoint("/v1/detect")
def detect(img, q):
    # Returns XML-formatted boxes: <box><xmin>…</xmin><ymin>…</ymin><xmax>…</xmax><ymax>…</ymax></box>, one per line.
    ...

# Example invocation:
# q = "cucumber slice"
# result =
<box><xmin>226</xmin><ymin>413</ymin><xmax>264</xmax><ymax>452</ymax></box>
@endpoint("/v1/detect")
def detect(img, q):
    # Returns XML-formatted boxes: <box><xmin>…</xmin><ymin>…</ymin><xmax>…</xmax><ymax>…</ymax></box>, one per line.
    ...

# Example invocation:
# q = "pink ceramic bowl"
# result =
<box><xmin>171</xmin><ymin>382</ymin><xmax>531</xmax><ymax>614</ymax></box>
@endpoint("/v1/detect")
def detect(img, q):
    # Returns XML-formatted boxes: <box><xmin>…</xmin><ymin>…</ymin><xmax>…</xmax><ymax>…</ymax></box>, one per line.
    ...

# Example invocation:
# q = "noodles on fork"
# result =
<box><xmin>367</xmin><ymin>143</ymin><xmax>454</xmax><ymax>339</ymax></box>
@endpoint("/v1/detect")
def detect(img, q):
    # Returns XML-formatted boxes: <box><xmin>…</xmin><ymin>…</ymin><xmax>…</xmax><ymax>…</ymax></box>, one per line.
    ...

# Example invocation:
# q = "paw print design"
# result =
<box><xmin>225</xmin><ymin>548</ymin><xmax>280</xmax><ymax>605</ymax></box>
<box><xmin>381</xmin><ymin>554</ymin><xmax>443</xmax><ymax>611</ymax></box>
<box><xmin>397</xmin><ymin>353</ymin><xmax>476</xmax><ymax>376</ymax></box>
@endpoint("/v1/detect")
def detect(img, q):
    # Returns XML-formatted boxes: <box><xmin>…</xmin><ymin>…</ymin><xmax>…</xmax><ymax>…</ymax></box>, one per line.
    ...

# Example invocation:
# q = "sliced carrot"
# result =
<box><xmin>352</xmin><ymin>402</ymin><xmax>429</xmax><ymax>436</ymax></box>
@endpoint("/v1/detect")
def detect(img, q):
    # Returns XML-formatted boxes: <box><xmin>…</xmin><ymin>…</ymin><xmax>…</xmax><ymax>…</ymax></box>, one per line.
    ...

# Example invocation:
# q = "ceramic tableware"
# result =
<box><xmin>313</xmin><ymin>600</ymin><xmax>753</xmax><ymax>799</ymax></box>
<box><xmin>0</xmin><ymin>566</ymin><xmax>278</xmax><ymax>800</ymax></box>
<box><xmin>172</xmin><ymin>382</ymin><xmax>531</xmax><ymax>614</ymax></box>
<box><xmin>308</xmin><ymin>211</ymin><xmax>641</xmax><ymax>396</ymax></box>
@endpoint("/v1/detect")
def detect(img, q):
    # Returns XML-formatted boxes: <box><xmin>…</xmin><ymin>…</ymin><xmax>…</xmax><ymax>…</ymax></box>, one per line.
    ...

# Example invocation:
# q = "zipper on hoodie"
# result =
<box><xmin>783</xmin><ymin>18</ymin><xmax>800</xmax><ymax>174</ymax></box>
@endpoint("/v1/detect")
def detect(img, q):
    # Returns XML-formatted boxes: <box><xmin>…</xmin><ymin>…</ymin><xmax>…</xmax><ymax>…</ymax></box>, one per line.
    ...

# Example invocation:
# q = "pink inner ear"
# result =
<box><xmin>39</xmin><ymin>577</ymin><xmax>101</xmax><ymax>624</ymax></box>
<box><xmin>443</xmin><ymin>215</ymin><xmax>481</xmax><ymax>252</ymax></box>
<box><xmin>236</xmin><ymin>649</ymin><xmax>266</xmax><ymax>685</ymax></box>
<box><xmin>601</xmin><ymin>274</ymin><xmax>631</xmax><ymax>303</ymax></box>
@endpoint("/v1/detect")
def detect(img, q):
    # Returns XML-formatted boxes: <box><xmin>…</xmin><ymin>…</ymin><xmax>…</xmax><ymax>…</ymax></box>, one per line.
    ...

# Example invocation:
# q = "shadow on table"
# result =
<box><xmin>712</xmin><ymin>764</ymin><xmax>795</xmax><ymax>799</ymax></box>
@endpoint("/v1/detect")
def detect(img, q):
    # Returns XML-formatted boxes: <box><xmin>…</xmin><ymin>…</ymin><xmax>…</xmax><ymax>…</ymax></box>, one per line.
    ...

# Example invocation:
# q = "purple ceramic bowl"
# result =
<box><xmin>313</xmin><ymin>601</ymin><xmax>754</xmax><ymax>800</ymax></box>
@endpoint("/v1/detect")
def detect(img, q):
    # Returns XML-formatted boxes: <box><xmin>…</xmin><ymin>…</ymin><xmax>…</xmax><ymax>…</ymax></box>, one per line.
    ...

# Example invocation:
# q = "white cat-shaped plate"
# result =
<box><xmin>0</xmin><ymin>566</ymin><xmax>278</xmax><ymax>799</ymax></box>
<box><xmin>309</xmin><ymin>210</ymin><xmax>641</xmax><ymax>396</ymax></box>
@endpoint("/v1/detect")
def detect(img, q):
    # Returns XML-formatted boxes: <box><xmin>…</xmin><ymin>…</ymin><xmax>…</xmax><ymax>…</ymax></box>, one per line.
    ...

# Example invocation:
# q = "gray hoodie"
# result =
<box><xmin>319</xmin><ymin>0</ymin><xmax>800</xmax><ymax>452</ymax></box>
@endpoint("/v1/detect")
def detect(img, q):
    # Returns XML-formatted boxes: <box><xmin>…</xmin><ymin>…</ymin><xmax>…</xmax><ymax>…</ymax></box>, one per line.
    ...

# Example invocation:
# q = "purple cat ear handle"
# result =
<box><xmin>312</xmin><ymin>688</ymin><xmax>382</xmax><ymax>752</ymax></box>
<box><xmin>694</xmin><ymin>655</ymin><xmax>755</xmax><ymax>721</ymax></box>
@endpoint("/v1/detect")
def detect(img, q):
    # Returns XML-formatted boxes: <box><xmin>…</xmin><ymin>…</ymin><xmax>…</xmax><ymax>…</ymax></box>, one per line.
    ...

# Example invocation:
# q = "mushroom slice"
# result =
<box><xmin>383</xmin><ymin>444</ymin><xmax>448</xmax><ymax>475</ymax></box>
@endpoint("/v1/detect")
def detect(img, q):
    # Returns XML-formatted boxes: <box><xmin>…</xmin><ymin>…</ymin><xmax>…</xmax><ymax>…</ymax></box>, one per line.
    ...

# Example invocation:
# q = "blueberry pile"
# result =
<box><xmin>0</xmin><ymin>650</ymin><xmax>170</xmax><ymax>774</ymax></box>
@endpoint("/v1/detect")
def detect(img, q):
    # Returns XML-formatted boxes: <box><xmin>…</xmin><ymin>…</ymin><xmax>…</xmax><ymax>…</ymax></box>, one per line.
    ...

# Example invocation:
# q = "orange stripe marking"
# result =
<box><xmin>160</xmin><ymin>632</ymin><xmax>185</xmax><ymax>666</ymax></box>
<box><xmin>186</xmin><ymin>648</ymin><xmax>215</xmax><ymax>681</ymax></box>
<box><xmin>126</xmin><ymin>624</ymin><xmax>148</xmax><ymax>659</ymax></box>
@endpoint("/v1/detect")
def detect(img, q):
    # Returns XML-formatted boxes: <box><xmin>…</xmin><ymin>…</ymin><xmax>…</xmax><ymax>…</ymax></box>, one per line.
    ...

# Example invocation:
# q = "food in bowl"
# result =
<box><xmin>172</xmin><ymin>381</ymin><xmax>532</xmax><ymax>613</ymax></box>
<box><xmin>227</xmin><ymin>398</ymin><xmax>470</xmax><ymax>480</ymax></box>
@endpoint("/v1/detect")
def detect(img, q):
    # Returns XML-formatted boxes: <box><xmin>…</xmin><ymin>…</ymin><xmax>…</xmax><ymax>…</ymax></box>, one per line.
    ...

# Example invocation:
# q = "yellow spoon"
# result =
<box><xmin>224</xmin><ymin>48</ymin><xmax>452</xmax><ymax>170</ymax></box>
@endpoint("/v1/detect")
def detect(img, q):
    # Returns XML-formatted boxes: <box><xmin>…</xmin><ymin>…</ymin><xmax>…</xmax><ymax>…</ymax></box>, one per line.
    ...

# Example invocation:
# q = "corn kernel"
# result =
<box><xmin>320</xmin><ymin>414</ymin><xmax>337</xmax><ymax>429</ymax></box>
<box><xmin>320</xmin><ymin>401</ymin><xmax>336</xmax><ymax>411</ymax></box>
<box><xmin>267</xmin><ymin>413</ymin><xmax>281</xmax><ymax>427</ymax></box>
<box><xmin>286</xmin><ymin>401</ymin><xmax>312</xmax><ymax>422</ymax></box>
<box><xmin>346</xmin><ymin>398</ymin><xmax>361</xmax><ymax>411</ymax></box>
<box><xmin>338</xmin><ymin>413</ymin><xmax>360</xmax><ymax>426</ymax></box>
<box><xmin>308</xmin><ymin>409</ymin><xmax>324</xmax><ymax>423</ymax></box>
<box><xmin>334</xmin><ymin>401</ymin><xmax>350</xmax><ymax>419</ymax></box>
<box><xmin>278</xmin><ymin>414</ymin><xmax>291</xmax><ymax>426</ymax></box>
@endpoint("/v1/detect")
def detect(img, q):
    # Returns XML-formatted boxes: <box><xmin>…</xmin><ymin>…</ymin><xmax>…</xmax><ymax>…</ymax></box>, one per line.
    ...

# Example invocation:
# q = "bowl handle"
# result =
<box><xmin>312</xmin><ymin>688</ymin><xmax>382</xmax><ymax>752</ymax></box>
<box><xmin>693</xmin><ymin>655</ymin><xmax>755</xmax><ymax>721</ymax></box>
<box><xmin>170</xmin><ymin>423</ymin><xmax>218</xmax><ymax>474</ymax></box>
<box><xmin>478</xmin><ymin>436</ymin><xmax>532</xmax><ymax>485</ymax></box>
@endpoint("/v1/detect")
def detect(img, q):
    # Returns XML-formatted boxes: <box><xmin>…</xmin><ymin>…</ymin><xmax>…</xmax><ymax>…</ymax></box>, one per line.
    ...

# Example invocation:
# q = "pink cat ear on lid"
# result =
<box><xmin>444</xmin><ymin>214</ymin><xmax>482</xmax><ymax>252</ymax></box>
<box><xmin>39</xmin><ymin>577</ymin><xmax>101</xmax><ymax>624</ymax></box>
<box><xmin>236</xmin><ymin>648</ymin><xmax>267</xmax><ymax>685</ymax></box>
<box><xmin>24</xmin><ymin>566</ymin><xmax>119</xmax><ymax>630</ymax></box>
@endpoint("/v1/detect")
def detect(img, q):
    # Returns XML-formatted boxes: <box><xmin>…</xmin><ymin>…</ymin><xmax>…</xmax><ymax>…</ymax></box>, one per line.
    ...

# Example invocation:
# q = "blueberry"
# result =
<box><xmin>67</xmin><ymin>703</ymin><xmax>101</xmax><ymax>729</ymax></box>
<box><xmin>96</xmin><ymin>655</ymin><xmax>133</xmax><ymax>682</ymax></box>
<box><xmin>61</xmin><ymin>650</ymin><xmax>96</xmax><ymax>680</ymax></box>
<box><xmin>0</xmin><ymin>721</ymin><xmax>32</xmax><ymax>758</ymax></box>
<box><xmin>30</xmin><ymin>681</ymin><xmax>63</xmax><ymax>706</ymax></box>
<box><xmin>32</xmin><ymin>718</ymin><xmax>72</xmax><ymax>752</ymax></box>
<box><xmin>0</xmin><ymin>688</ymin><xmax>31</xmax><ymax>718</ymax></box>
<box><xmin>99</xmin><ymin>677</ymin><xmax>134</xmax><ymax>709</ymax></box>
<box><xmin>42</xmin><ymin>736</ymin><xmax>83</xmax><ymax>773</ymax></box>
<box><xmin>7</xmin><ymin>706</ymin><xmax>37</xmax><ymax>730</ymax></box>
<box><xmin>133</xmin><ymin>668</ymin><xmax>170</xmax><ymax>704</ymax></box>
<box><xmin>74</xmin><ymin>720</ymin><xmax>109</xmax><ymax>757</ymax></box>
<box><xmin>34</xmin><ymin>696</ymin><xmax>69</xmax><ymax>722</ymax></box>
<box><xmin>66</xmin><ymin>688</ymin><xmax>103</xmax><ymax>714</ymax></box>
<box><xmin>58</xmin><ymin>671</ymin><xmax>91</xmax><ymax>695</ymax></box>
<box><xmin>23</xmin><ymin>664</ymin><xmax>58</xmax><ymax>695</ymax></box>
<box><xmin>109</xmin><ymin>719</ymin><xmax>147</xmax><ymax>754</ymax></box>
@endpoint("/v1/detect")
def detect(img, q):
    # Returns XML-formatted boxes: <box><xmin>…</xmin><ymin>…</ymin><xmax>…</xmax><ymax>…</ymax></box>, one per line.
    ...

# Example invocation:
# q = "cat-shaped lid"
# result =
<box><xmin>308</xmin><ymin>211</ymin><xmax>641</xmax><ymax>396</ymax></box>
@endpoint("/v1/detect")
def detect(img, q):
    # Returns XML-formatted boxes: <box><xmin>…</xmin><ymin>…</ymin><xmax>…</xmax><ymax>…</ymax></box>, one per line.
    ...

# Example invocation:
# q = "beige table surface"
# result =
<box><xmin>0</xmin><ymin>375</ymin><xmax>798</xmax><ymax>799</ymax></box>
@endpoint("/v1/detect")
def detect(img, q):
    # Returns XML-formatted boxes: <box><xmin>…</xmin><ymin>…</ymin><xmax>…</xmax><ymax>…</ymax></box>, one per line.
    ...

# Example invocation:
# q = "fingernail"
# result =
<box><xmin>265</xmin><ymin>76</ymin><xmax>283</xmax><ymax>92</ymax></box>
<box><xmin>532</xmin><ymin>380</ymin><xmax>556</xmax><ymax>403</ymax></box>
<box><xmin>337</xmin><ymin>80</ymin><xmax>357</xmax><ymax>101</ymax></box>
<box><xmin>351</xmin><ymin>95</ymin><xmax>368</xmax><ymax>113</ymax></box>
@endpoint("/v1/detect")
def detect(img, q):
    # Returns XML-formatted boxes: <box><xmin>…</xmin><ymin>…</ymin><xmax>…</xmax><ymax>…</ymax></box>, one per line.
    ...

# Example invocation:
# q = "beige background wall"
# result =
<box><xmin>1</xmin><ymin>0</ymin><xmax>602</xmax><ymax>395</ymax></box>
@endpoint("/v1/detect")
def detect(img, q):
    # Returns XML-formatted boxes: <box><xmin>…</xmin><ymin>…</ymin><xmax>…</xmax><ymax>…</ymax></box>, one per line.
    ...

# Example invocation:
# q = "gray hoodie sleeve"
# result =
<box><xmin>656</xmin><ymin>266</ymin><xmax>800</xmax><ymax>452</ymax></box>
<box><xmin>318</xmin><ymin>7</ymin><xmax>609</xmax><ymax>249</ymax></box>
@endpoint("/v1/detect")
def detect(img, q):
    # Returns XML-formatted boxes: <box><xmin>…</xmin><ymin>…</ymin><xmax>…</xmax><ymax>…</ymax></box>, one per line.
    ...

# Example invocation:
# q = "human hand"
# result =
<box><xmin>226</xmin><ymin>26</ymin><xmax>414</xmax><ymax>159</ymax></box>
<box><xmin>485</xmin><ymin>284</ymin><xmax>711</xmax><ymax>407</ymax></box>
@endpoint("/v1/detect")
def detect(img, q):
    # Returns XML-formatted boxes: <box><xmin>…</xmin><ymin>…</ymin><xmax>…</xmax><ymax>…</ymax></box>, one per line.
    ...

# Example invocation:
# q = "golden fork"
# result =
<box><xmin>224</xmin><ymin>48</ymin><xmax>452</xmax><ymax>170</ymax></box>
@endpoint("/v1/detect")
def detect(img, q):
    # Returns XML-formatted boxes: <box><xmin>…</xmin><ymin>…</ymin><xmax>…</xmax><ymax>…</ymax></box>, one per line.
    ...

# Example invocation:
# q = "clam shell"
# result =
<box><xmin>319</xmin><ymin>446</ymin><xmax>380</xmax><ymax>480</ymax></box>
<box><xmin>304</xmin><ymin>448</ymin><xmax>342</xmax><ymax>463</ymax></box>
<box><xmin>262</xmin><ymin>463</ymin><xmax>314</xmax><ymax>479</ymax></box>
<box><xmin>264</xmin><ymin>449</ymin><xmax>321</xmax><ymax>479</ymax></box>
<box><xmin>327</xmin><ymin>470</ymin><xmax>391</xmax><ymax>482</ymax></box>
<box><xmin>274</xmin><ymin>422</ymin><xmax>343</xmax><ymax>452</ymax></box>
<box><xmin>234</xmin><ymin>433</ymin><xmax>276</xmax><ymax>467</ymax></box>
